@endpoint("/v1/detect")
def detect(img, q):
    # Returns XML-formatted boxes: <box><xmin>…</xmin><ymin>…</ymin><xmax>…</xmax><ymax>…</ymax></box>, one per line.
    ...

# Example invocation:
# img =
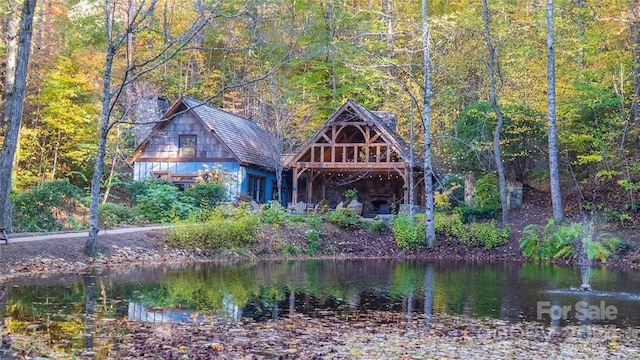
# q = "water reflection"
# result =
<box><xmin>3</xmin><ymin>260</ymin><xmax>640</xmax><ymax>341</ymax></box>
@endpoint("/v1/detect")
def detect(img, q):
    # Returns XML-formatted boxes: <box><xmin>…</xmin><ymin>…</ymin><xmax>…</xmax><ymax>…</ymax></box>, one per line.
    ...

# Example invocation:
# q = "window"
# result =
<box><xmin>247</xmin><ymin>175</ymin><xmax>266</xmax><ymax>203</ymax></box>
<box><xmin>179</xmin><ymin>135</ymin><xmax>197</xmax><ymax>157</ymax></box>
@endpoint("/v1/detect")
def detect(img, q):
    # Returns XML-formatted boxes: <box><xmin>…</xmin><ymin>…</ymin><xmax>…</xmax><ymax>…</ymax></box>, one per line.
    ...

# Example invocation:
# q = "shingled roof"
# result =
<box><xmin>134</xmin><ymin>97</ymin><xmax>276</xmax><ymax>170</ymax></box>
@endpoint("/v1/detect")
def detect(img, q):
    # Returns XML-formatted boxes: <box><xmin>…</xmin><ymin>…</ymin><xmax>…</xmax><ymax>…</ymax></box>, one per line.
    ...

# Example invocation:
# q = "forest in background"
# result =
<box><xmin>1</xmin><ymin>0</ymin><xmax>640</xmax><ymax>221</ymax></box>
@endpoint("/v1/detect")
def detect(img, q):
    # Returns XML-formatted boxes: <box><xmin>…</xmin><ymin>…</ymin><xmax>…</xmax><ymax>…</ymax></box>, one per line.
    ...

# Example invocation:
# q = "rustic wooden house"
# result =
<box><xmin>288</xmin><ymin>99</ymin><xmax>423</xmax><ymax>216</ymax></box>
<box><xmin>130</xmin><ymin>97</ymin><xmax>278</xmax><ymax>203</ymax></box>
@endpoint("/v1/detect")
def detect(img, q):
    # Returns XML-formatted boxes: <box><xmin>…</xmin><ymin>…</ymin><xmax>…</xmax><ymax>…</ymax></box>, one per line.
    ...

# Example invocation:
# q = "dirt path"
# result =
<box><xmin>4</xmin><ymin>225</ymin><xmax>170</xmax><ymax>243</ymax></box>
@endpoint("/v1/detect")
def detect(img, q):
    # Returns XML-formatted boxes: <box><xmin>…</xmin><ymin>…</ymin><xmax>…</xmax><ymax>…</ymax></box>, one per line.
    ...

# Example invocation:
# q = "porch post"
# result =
<box><xmin>307</xmin><ymin>169</ymin><xmax>314</xmax><ymax>203</ymax></box>
<box><xmin>321</xmin><ymin>173</ymin><xmax>327</xmax><ymax>200</ymax></box>
<box><xmin>403</xmin><ymin>167</ymin><xmax>409</xmax><ymax>204</ymax></box>
<box><xmin>292</xmin><ymin>167</ymin><xmax>299</xmax><ymax>203</ymax></box>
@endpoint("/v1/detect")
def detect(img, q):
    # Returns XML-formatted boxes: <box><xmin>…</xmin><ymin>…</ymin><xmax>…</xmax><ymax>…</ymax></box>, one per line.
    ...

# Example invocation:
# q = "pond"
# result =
<box><xmin>1</xmin><ymin>259</ymin><xmax>640</xmax><ymax>355</ymax></box>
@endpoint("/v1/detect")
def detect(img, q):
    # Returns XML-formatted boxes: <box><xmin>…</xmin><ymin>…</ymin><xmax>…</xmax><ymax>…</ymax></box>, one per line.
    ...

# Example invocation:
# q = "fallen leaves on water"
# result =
<box><xmin>3</xmin><ymin>312</ymin><xmax>631</xmax><ymax>359</ymax></box>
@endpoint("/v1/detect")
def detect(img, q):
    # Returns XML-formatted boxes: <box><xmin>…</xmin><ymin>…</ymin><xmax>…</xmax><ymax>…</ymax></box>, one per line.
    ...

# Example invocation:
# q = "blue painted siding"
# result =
<box><xmin>242</xmin><ymin>166</ymin><xmax>277</xmax><ymax>202</ymax></box>
<box><xmin>134</xmin><ymin>161</ymin><xmax>242</xmax><ymax>200</ymax></box>
<box><xmin>134</xmin><ymin>161</ymin><xmax>278</xmax><ymax>203</ymax></box>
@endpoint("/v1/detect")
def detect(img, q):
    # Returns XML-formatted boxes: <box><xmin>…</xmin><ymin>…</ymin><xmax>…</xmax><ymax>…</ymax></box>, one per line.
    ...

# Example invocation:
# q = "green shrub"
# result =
<box><xmin>305</xmin><ymin>229</ymin><xmax>320</xmax><ymax>255</ymax></box>
<box><xmin>467</xmin><ymin>221</ymin><xmax>510</xmax><ymax>249</ymax></box>
<box><xmin>434</xmin><ymin>212</ymin><xmax>508</xmax><ymax>249</ymax></box>
<box><xmin>583</xmin><ymin>234</ymin><xmax>624</xmax><ymax>263</ymax></box>
<box><xmin>454</xmin><ymin>205</ymin><xmax>499</xmax><ymax>223</ymax></box>
<box><xmin>183</xmin><ymin>183</ymin><xmax>227</xmax><ymax>209</ymax></box>
<box><xmin>124</xmin><ymin>179</ymin><xmax>169</xmax><ymax>205</ymax></box>
<box><xmin>369</xmin><ymin>219</ymin><xmax>388</xmax><ymax>234</ymax></box>
<box><xmin>281</xmin><ymin>244</ymin><xmax>301</xmax><ymax>256</ymax></box>
<box><xmin>98</xmin><ymin>202</ymin><xmax>134</xmax><ymax>227</ymax></box>
<box><xmin>474</xmin><ymin>173</ymin><xmax>500</xmax><ymax>209</ymax></box>
<box><xmin>13</xmin><ymin>179</ymin><xmax>83</xmax><ymax>232</ymax></box>
<box><xmin>288</xmin><ymin>214</ymin><xmax>306</xmax><ymax>223</ymax></box>
<box><xmin>392</xmin><ymin>214</ymin><xmax>426</xmax><ymax>250</ymax></box>
<box><xmin>305</xmin><ymin>214</ymin><xmax>323</xmax><ymax>230</ymax></box>
<box><xmin>167</xmin><ymin>207</ymin><xmax>258</xmax><ymax>250</ymax></box>
<box><xmin>327</xmin><ymin>208</ymin><xmax>362</xmax><ymax>228</ymax></box>
<box><xmin>134</xmin><ymin>183</ymin><xmax>197</xmax><ymax>223</ymax></box>
<box><xmin>434</xmin><ymin>212</ymin><xmax>465</xmax><ymax>239</ymax></box>
<box><xmin>519</xmin><ymin>219</ymin><xmax>623</xmax><ymax>263</ymax></box>
<box><xmin>260</xmin><ymin>201</ymin><xmax>287</xmax><ymax>224</ymax></box>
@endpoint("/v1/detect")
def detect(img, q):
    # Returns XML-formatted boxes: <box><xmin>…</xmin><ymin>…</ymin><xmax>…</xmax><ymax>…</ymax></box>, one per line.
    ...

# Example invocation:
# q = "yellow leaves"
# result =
<box><xmin>575</xmin><ymin>154</ymin><xmax>603</xmax><ymax>165</ymax></box>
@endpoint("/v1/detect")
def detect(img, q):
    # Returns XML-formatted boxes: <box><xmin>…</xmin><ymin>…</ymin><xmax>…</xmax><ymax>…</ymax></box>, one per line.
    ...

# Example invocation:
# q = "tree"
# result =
<box><xmin>546</xmin><ymin>0</ymin><xmax>564</xmax><ymax>222</ymax></box>
<box><xmin>85</xmin><ymin>0</ymin><xmax>211</xmax><ymax>256</ymax></box>
<box><xmin>254</xmin><ymin>78</ymin><xmax>300</xmax><ymax>205</ymax></box>
<box><xmin>422</xmin><ymin>0</ymin><xmax>435</xmax><ymax>246</ymax></box>
<box><xmin>482</xmin><ymin>0</ymin><xmax>508</xmax><ymax>226</ymax></box>
<box><xmin>0</xmin><ymin>0</ymin><xmax>36</xmax><ymax>232</ymax></box>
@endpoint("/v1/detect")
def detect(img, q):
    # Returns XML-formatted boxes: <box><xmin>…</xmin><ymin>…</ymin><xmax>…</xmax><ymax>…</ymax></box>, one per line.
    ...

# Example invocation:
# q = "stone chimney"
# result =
<box><xmin>373</xmin><ymin>111</ymin><xmax>397</xmax><ymax>132</ymax></box>
<box><xmin>134</xmin><ymin>95</ymin><xmax>168</xmax><ymax>146</ymax></box>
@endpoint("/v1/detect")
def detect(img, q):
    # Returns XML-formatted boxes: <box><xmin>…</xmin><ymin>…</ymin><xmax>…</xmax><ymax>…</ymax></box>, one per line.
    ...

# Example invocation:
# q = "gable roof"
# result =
<box><xmin>132</xmin><ymin>97</ymin><xmax>276</xmax><ymax>169</ymax></box>
<box><xmin>290</xmin><ymin>99</ymin><xmax>420</xmax><ymax>167</ymax></box>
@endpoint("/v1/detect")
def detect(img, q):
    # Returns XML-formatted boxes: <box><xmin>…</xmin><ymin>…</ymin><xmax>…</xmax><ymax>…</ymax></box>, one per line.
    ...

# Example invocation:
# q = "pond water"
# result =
<box><xmin>1</xmin><ymin>259</ymin><xmax>640</xmax><ymax>353</ymax></box>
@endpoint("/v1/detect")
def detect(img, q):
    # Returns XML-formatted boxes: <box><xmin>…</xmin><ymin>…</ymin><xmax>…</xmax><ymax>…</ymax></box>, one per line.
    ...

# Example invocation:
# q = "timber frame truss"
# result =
<box><xmin>289</xmin><ymin>100</ymin><xmax>420</xmax><ymax>206</ymax></box>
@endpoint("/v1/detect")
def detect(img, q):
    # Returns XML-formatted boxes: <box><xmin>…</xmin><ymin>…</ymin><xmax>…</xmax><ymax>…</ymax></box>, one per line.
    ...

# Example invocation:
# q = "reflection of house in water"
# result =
<box><xmin>127</xmin><ymin>295</ymin><xmax>242</xmax><ymax>323</ymax></box>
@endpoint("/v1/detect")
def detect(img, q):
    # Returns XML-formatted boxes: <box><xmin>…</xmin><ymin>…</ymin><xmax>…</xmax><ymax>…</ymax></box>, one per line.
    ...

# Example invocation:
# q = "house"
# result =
<box><xmin>288</xmin><ymin>99</ymin><xmax>424</xmax><ymax>216</ymax></box>
<box><xmin>130</xmin><ymin>97</ymin><xmax>278</xmax><ymax>203</ymax></box>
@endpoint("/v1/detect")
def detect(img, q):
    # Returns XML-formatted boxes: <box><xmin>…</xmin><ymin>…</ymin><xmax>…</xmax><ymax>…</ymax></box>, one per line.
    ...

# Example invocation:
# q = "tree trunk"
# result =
<box><xmin>2</xmin><ymin>0</ymin><xmax>19</xmax><ymax>112</ymax></box>
<box><xmin>86</xmin><ymin>38</ymin><xmax>116</xmax><ymax>257</ymax></box>
<box><xmin>384</xmin><ymin>0</ymin><xmax>393</xmax><ymax>102</ymax></box>
<box><xmin>0</xmin><ymin>0</ymin><xmax>36</xmax><ymax>232</ymax></box>
<box><xmin>546</xmin><ymin>0</ymin><xmax>564</xmax><ymax>222</ymax></box>
<box><xmin>422</xmin><ymin>0</ymin><xmax>435</xmax><ymax>246</ymax></box>
<box><xmin>482</xmin><ymin>0</ymin><xmax>508</xmax><ymax>226</ymax></box>
<box><xmin>630</xmin><ymin>1</ymin><xmax>640</xmax><ymax>149</ymax></box>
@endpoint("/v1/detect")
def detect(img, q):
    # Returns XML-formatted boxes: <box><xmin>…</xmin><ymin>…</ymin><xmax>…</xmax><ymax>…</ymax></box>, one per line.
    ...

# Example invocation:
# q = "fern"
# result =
<box><xmin>519</xmin><ymin>224</ymin><xmax>542</xmax><ymax>260</ymax></box>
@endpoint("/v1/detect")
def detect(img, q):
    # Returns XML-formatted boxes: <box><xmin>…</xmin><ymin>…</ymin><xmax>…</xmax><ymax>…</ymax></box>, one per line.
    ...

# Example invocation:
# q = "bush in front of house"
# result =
<box><xmin>183</xmin><ymin>182</ymin><xmax>227</xmax><ymax>209</ymax></box>
<box><xmin>99</xmin><ymin>202</ymin><xmax>136</xmax><ymax>227</ymax></box>
<box><xmin>12</xmin><ymin>179</ymin><xmax>84</xmax><ymax>232</ymax></box>
<box><xmin>134</xmin><ymin>182</ymin><xmax>197</xmax><ymax>223</ymax></box>
<box><xmin>369</xmin><ymin>219</ymin><xmax>388</xmax><ymax>234</ymax></box>
<box><xmin>327</xmin><ymin>208</ymin><xmax>362</xmax><ymax>229</ymax></box>
<box><xmin>124</xmin><ymin>179</ymin><xmax>169</xmax><ymax>205</ymax></box>
<box><xmin>260</xmin><ymin>201</ymin><xmax>287</xmax><ymax>224</ymax></box>
<box><xmin>167</xmin><ymin>207</ymin><xmax>259</xmax><ymax>251</ymax></box>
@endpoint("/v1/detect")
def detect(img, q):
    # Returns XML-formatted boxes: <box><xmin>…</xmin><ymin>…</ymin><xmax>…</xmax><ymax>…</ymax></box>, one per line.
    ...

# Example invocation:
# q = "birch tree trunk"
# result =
<box><xmin>629</xmin><ymin>1</ymin><xmax>640</xmax><ymax>150</ymax></box>
<box><xmin>85</xmin><ymin>37</ymin><xmax>115</xmax><ymax>256</ymax></box>
<box><xmin>85</xmin><ymin>0</ymin><xmax>213</xmax><ymax>256</ymax></box>
<box><xmin>422</xmin><ymin>0</ymin><xmax>435</xmax><ymax>246</ymax></box>
<box><xmin>0</xmin><ymin>0</ymin><xmax>36</xmax><ymax>232</ymax></box>
<box><xmin>482</xmin><ymin>0</ymin><xmax>508</xmax><ymax>226</ymax></box>
<box><xmin>546</xmin><ymin>0</ymin><xmax>564</xmax><ymax>222</ymax></box>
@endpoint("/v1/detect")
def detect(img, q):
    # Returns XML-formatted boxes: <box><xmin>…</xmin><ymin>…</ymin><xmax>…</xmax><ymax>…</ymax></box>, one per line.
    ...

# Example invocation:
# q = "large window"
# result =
<box><xmin>179</xmin><ymin>135</ymin><xmax>197</xmax><ymax>157</ymax></box>
<box><xmin>247</xmin><ymin>175</ymin><xmax>266</xmax><ymax>203</ymax></box>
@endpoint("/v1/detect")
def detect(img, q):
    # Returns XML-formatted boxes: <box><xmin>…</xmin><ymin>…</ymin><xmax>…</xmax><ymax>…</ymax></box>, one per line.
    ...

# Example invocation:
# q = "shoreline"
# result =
<box><xmin>0</xmin><ymin>225</ymin><xmax>638</xmax><ymax>283</ymax></box>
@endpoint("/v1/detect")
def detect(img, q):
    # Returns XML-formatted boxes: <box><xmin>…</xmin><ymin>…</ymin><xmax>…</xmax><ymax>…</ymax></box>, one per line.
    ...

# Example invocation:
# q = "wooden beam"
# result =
<box><xmin>292</xmin><ymin>167</ymin><xmax>298</xmax><ymax>203</ymax></box>
<box><xmin>296</xmin><ymin>162</ymin><xmax>406</xmax><ymax>170</ymax></box>
<box><xmin>403</xmin><ymin>167</ymin><xmax>409</xmax><ymax>204</ymax></box>
<box><xmin>307</xmin><ymin>169</ymin><xmax>314</xmax><ymax>203</ymax></box>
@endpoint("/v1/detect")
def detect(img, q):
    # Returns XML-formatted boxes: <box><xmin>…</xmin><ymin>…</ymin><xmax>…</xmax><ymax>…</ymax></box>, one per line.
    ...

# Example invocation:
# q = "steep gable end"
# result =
<box><xmin>290</xmin><ymin>99</ymin><xmax>414</xmax><ymax>166</ymax></box>
<box><xmin>132</xmin><ymin>97</ymin><xmax>276</xmax><ymax>170</ymax></box>
<box><xmin>132</xmin><ymin>101</ymin><xmax>236</xmax><ymax>162</ymax></box>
